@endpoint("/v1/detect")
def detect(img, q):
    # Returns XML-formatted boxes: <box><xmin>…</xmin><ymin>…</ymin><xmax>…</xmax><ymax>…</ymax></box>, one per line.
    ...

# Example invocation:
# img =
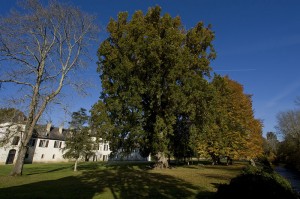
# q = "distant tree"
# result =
<box><xmin>263</xmin><ymin>132</ymin><xmax>279</xmax><ymax>162</ymax></box>
<box><xmin>94</xmin><ymin>6</ymin><xmax>215</xmax><ymax>168</ymax></box>
<box><xmin>63</xmin><ymin>108</ymin><xmax>93</xmax><ymax>171</ymax></box>
<box><xmin>0</xmin><ymin>0</ymin><xmax>98</xmax><ymax>176</ymax></box>
<box><xmin>0</xmin><ymin>108</ymin><xmax>26</xmax><ymax>123</ymax></box>
<box><xmin>276</xmin><ymin>109</ymin><xmax>300</xmax><ymax>170</ymax></box>
<box><xmin>69</xmin><ymin>108</ymin><xmax>89</xmax><ymax>130</ymax></box>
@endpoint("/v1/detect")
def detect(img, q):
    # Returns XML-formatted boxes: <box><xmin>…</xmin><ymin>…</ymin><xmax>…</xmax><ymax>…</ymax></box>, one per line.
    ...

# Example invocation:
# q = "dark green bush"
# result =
<box><xmin>215</xmin><ymin>164</ymin><xmax>298</xmax><ymax>199</ymax></box>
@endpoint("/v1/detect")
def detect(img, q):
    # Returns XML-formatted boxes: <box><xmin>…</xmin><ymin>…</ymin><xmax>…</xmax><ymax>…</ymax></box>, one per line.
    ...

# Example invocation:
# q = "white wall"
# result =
<box><xmin>0</xmin><ymin>123</ymin><xmax>24</xmax><ymax>164</ymax></box>
<box><xmin>0</xmin><ymin>123</ymin><xmax>113</xmax><ymax>164</ymax></box>
<box><xmin>32</xmin><ymin>139</ymin><xmax>67</xmax><ymax>163</ymax></box>
<box><xmin>91</xmin><ymin>138</ymin><xmax>111</xmax><ymax>161</ymax></box>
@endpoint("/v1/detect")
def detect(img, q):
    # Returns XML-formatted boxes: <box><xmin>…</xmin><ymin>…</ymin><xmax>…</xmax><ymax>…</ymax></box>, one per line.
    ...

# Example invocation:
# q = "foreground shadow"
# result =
<box><xmin>0</xmin><ymin>164</ymin><xmax>215</xmax><ymax>199</ymax></box>
<box><xmin>81</xmin><ymin>164</ymin><xmax>214</xmax><ymax>199</ymax></box>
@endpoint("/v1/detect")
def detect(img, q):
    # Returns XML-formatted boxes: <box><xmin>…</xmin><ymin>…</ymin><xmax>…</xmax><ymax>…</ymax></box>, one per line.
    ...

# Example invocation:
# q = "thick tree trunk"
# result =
<box><xmin>10</xmin><ymin>125</ymin><xmax>34</xmax><ymax>176</ymax></box>
<box><xmin>10</xmin><ymin>145</ymin><xmax>27</xmax><ymax>176</ymax></box>
<box><xmin>154</xmin><ymin>152</ymin><xmax>169</xmax><ymax>169</ymax></box>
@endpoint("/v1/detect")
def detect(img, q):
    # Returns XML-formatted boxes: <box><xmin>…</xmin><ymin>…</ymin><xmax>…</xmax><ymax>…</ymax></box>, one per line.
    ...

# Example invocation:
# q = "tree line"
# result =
<box><xmin>264</xmin><ymin>99</ymin><xmax>300</xmax><ymax>171</ymax></box>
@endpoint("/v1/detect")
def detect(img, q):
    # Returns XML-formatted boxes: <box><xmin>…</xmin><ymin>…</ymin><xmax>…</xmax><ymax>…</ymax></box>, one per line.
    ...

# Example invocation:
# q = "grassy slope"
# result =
<box><xmin>0</xmin><ymin>161</ymin><xmax>245</xmax><ymax>199</ymax></box>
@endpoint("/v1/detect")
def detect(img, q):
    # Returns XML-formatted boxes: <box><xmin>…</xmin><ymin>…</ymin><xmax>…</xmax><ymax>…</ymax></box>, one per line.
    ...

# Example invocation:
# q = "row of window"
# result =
<box><xmin>40</xmin><ymin>154</ymin><xmax>56</xmax><ymax>159</ymax></box>
<box><xmin>11</xmin><ymin>137</ymin><xmax>109</xmax><ymax>151</ymax></box>
<box><xmin>37</xmin><ymin>140</ymin><xmax>63</xmax><ymax>148</ymax></box>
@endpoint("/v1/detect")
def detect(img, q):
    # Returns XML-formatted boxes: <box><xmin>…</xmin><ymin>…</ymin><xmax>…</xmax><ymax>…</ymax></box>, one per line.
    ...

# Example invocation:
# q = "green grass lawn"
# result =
<box><xmin>0</xmin><ymin>161</ymin><xmax>246</xmax><ymax>199</ymax></box>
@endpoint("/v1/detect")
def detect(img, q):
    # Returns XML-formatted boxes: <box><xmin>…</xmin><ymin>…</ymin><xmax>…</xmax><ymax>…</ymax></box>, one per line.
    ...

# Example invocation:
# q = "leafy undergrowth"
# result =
<box><xmin>215</xmin><ymin>158</ymin><xmax>299</xmax><ymax>199</ymax></box>
<box><xmin>0</xmin><ymin>161</ymin><xmax>246</xmax><ymax>199</ymax></box>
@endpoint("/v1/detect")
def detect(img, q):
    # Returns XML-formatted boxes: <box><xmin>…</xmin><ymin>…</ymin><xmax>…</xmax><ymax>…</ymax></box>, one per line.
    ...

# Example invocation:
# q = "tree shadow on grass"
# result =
<box><xmin>24</xmin><ymin>165</ymin><xmax>73</xmax><ymax>175</ymax></box>
<box><xmin>79</xmin><ymin>164</ymin><xmax>215</xmax><ymax>199</ymax></box>
<box><xmin>0</xmin><ymin>175</ymin><xmax>94</xmax><ymax>199</ymax></box>
<box><xmin>0</xmin><ymin>163</ymin><xmax>215</xmax><ymax>199</ymax></box>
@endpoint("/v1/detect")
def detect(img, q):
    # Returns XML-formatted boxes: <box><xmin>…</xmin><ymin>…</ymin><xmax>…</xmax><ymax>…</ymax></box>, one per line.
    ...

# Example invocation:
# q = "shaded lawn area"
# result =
<box><xmin>0</xmin><ymin>161</ymin><xmax>246</xmax><ymax>199</ymax></box>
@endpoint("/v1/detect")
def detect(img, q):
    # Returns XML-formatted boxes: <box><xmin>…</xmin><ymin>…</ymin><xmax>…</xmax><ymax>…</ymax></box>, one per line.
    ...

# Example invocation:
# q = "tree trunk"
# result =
<box><xmin>154</xmin><ymin>152</ymin><xmax>169</xmax><ymax>169</ymax></box>
<box><xmin>10</xmin><ymin>145</ymin><xmax>27</xmax><ymax>176</ymax></box>
<box><xmin>74</xmin><ymin>159</ymin><xmax>78</xmax><ymax>171</ymax></box>
<box><xmin>226</xmin><ymin>156</ymin><xmax>233</xmax><ymax>165</ymax></box>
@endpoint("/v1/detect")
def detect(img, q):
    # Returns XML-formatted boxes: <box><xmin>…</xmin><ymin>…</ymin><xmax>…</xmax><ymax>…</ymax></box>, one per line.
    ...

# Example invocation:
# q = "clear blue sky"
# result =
<box><xmin>1</xmin><ymin>0</ymin><xmax>300</xmax><ymax>138</ymax></box>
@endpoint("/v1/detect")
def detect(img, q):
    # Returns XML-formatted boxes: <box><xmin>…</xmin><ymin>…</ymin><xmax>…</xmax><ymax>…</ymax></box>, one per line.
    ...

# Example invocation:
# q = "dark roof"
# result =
<box><xmin>32</xmin><ymin>125</ymin><xmax>70</xmax><ymax>141</ymax></box>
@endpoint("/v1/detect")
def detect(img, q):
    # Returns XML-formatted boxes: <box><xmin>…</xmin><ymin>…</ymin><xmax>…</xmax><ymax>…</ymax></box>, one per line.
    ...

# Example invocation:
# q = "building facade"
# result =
<box><xmin>0</xmin><ymin>122</ymin><xmax>112</xmax><ymax>164</ymax></box>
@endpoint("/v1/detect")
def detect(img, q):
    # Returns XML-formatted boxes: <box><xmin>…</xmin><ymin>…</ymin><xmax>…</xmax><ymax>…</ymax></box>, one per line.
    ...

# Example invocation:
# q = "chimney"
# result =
<box><xmin>46</xmin><ymin>122</ymin><xmax>52</xmax><ymax>133</ymax></box>
<box><xmin>59</xmin><ymin>125</ymin><xmax>63</xmax><ymax>134</ymax></box>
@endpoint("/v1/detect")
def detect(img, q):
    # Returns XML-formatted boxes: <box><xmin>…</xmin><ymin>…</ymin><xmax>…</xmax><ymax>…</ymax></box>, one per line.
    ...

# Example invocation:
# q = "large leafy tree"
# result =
<box><xmin>197</xmin><ymin>75</ymin><xmax>263</xmax><ymax>164</ymax></box>
<box><xmin>94</xmin><ymin>6</ymin><xmax>215</xmax><ymax>168</ymax></box>
<box><xmin>0</xmin><ymin>0</ymin><xmax>98</xmax><ymax>176</ymax></box>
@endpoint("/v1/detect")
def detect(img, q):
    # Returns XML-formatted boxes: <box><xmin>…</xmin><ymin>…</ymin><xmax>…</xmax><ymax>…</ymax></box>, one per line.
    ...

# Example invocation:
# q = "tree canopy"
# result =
<box><xmin>0</xmin><ymin>108</ymin><xmax>26</xmax><ymax>123</ymax></box>
<box><xmin>93</xmin><ymin>6</ymin><xmax>215</xmax><ymax>168</ymax></box>
<box><xmin>63</xmin><ymin>108</ymin><xmax>93</xmax><ymax>171</ymax></box>
<box><xmin>92</xmin><ymin>6</ymin><xmax>263</xmax><ymax>168</ymax></box>
<box><xmin>197</xmin><ymin>76</ymin><xmax>263</xmax><ymax>164</ymax></box>
<box><xmin>276</xmin><ymin>108</ymin><xmax>300</xmax><ymax>170</ymax></box>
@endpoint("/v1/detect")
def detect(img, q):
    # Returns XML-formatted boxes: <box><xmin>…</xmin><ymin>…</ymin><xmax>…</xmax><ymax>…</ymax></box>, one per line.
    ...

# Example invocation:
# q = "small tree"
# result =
<box><xmin>63</xmin><ymin>127</ymin><xmax>93</xmax><ymax>171</ymax></box>
<box><xmin>63</xmin><ymin>108</ymin><xmax>93</xmax><ymax>171</ymax></box>
<box><xmin>0</xmin><ymin>0</ymin><xmax>98</xmax><ymax>176</ymax></box>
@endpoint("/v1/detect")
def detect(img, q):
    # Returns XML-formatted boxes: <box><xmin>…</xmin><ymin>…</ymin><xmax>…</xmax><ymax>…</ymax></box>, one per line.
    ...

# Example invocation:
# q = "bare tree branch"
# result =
<box><xmin>0</xmin><ymin>0</ymin><xmax>99</xmax><ymax>176</ymax></box>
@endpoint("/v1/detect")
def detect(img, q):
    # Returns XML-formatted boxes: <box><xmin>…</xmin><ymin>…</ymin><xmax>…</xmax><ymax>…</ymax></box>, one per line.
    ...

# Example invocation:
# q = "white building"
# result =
<box><xmin>110</xmin><ymin>149</ymin><xmax>151</xmax><ymax>162</ymax></box>
<box><xmin>0</xmin><ymin>122</ymin><xmax>112</xmax><ymax>164</ymax></box>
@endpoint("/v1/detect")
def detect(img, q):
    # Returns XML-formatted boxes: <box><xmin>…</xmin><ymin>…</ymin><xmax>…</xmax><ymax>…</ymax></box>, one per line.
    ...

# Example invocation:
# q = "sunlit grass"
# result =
<box><xmin>0</xmin><ymin>161</ymin><xmax>246</xmax><ymax>199</ymax></box>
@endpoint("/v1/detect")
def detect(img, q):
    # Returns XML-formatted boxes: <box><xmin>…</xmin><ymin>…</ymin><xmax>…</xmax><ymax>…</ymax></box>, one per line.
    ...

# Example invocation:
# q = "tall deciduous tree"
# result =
<box><xmin>95</xmin><ymin>6</ymin><xmax>215</xmax><ymax>168</ymax></box>
<box><xmin>197</xmin><ymin>75</ymin><xmax>263</xmax><ymax>164</ymax></box>
<box><xmin>0</xmin><ymin>0</ymin><xmax>98</xmax><ymax>176</ymax></box>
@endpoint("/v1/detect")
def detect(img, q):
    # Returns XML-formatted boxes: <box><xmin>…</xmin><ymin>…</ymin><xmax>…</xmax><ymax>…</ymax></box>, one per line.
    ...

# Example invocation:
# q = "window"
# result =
<box><xmin>54</xmin><ymin>141</ymin><xmax>61</xmax><ymax>148</ymax></box>
<box><xmin>11</xmin><ymin>136</ymin><xmax>20</xmax><ymax>145</ymax></box>
<box><xmin>39</xmin><ymin>140</ymin><xmax>49</xmax><ymax>148</ymax></box>
<box><xmin>52</xmin><ymin>154</ymin><xmax>55</xmax><ymax>159</ymax></box>
<box><xmin>104</xmin><ymin>145</ymin><xmax>109</xmax><ymax>151</ymax></box>
<box><xmin>103</xmin><ymin>155</ymin><xmax>107</xmax><ymax>161</ymax></box>
<box><xmin>41</xmin><ymin>154</ymin><xmax>44</xmax><ymax>159</ymax></box>
<box><xmin>29</xmin><ymin>139</ymin><xmax>36</xmax><ymax>147</ymax></box>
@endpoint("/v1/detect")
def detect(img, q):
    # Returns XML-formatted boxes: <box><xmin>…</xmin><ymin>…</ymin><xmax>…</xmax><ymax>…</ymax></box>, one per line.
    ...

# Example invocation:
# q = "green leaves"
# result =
<box><xmin>95</xmin><ymin>6</ymin><xmax>215</xmax><ymax>161</ymax></box>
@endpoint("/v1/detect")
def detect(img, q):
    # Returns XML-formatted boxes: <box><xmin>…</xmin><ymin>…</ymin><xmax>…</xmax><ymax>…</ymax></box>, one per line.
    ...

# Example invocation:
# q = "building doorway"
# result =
<box><xmin>6</xmin><ymin>149</ymin><xmax>16</xmax><ymax>164</ymax></box>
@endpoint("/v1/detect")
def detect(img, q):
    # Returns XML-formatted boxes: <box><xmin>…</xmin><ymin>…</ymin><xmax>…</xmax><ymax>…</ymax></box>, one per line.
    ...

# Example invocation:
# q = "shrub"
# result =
<box><xmin>215</xmin><ymin>164</ymin><xmax>298</xmax><ymax>199</ymax></box>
